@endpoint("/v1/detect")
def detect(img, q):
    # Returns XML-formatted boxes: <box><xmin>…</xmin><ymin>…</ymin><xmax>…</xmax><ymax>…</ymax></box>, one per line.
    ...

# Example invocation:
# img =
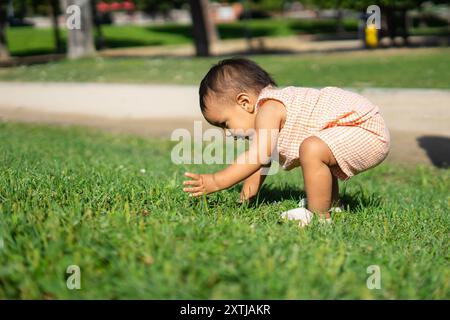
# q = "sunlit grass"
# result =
<box><xmin>0</xmin><ymin>122</ymin><xmax>448</xmax><ymax>299</ymax></box>
<box><xmin>1</xmin><ymin>48</ymin><xmax>449</xmax><ymax>88</ymax></box>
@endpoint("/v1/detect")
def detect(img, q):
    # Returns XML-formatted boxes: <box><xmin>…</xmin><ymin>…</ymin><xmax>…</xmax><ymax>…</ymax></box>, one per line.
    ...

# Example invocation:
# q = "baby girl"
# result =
<box><xmin>182</xmin><ymin>58</ymin><xmax>390</xmax><ymax>227</ymax></box>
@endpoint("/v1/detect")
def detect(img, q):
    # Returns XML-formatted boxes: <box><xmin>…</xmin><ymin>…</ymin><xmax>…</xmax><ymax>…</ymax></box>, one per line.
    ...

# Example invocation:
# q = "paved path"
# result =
<box><xmin>0</xmin><ymin>82</ymin><xmax>449</xmax><ymax>167</ymax></box>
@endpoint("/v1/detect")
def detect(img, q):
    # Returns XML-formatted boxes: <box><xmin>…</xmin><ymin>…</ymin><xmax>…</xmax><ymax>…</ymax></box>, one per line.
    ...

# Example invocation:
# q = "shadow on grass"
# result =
<box><xmin>146</xmin><ymin>24</ymin><xmax>193</xmax><ymax>39</ymax></box>
<box><xmin>10</xmin><ymin>48</ymin><xmax>63</xmax><ymax>57</ymax></box>
<box><xmin>339</xmin><ymin>189</ymin><xmax>384</xmax><ymax>211</ymax></box>
<box><xmin>146</xmin><ymin>20</ymin><xmax>357</xmax><ymax>41</ymax></box>
<box><xmin>102</xmin><ymin>39</ymin><xmax>165</xmax><ymax>49</ymax></box>
<box><xmin>417</xmin><ymin>135</ymin><xmax>450</xmax><ymax>168</ymax></box>
<box><xmin>147</xmin><ymin>23</ymin><xmax>278</xmax><ymax>40</ymax></box>
<box><xmin>289</xmin><ymin>20</ymin><xmax>342</xmax><ymax>34</ymax></box>
<box><xmin>218</xmin><ymin>25</ymin><xmax>278</xmax><ymax>39</ymax></box>
<box><xmin>248</xmin><ymin>184</ymin><xmax>383</xmax><ymax>212</ymax></box>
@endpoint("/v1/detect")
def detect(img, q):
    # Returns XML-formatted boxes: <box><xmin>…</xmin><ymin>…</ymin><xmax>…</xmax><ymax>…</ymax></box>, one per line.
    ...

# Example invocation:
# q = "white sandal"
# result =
<box><xmin>298</xmin><ymin>197</ymin><xmax>343</xmax><ymax>213</ymax></box>
<box><xmin>280</xmin><ymin>197</ymin><xmax>341</xmax><ymax>228</ymax></box>
<box><xmin>280</xmin><ymin>207</ymin><xmax>314</xmax><ymax>227</ymax></box>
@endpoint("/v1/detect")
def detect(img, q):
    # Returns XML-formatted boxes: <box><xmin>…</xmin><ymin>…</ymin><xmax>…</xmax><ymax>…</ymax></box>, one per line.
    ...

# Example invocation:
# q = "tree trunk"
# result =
<box><xmin>400</xmin><ymin>8</ymin><xmax>409</xmax><ymax>46</ymax></box>
<box><xmin>50</xmin><ymin>0</ymin><xmax>63</xmax><ymax>53</ymax></box>
<box><xmin>63</xmin><ymin>0</ymin><xmax>96</xmax><ymax>59</ymax></box>
<box><xmin>335</xmin><ymin>0</ymin><xmax>344</xmax><ymax>36</ymax></box>
<box><xmin>188</xmin><ymin>0</ymin><xmax>216</xmax><ymax>57</ymax></box>
<box><xmin>385</xmin><ymin>6</ymin><xmax>396</xmax><ymax>42</ymax></box>
<box><xmin>90</xmin><ymin>0</ymin><xmax>104</xmax><ymax>50</ymax></box>
<box><xmin>0</xmin><ymin>1</ymin><xmax>9</xmax><ymax>60</ymax></box>
<box><xmin>384</xmin><ymin>5</ymin><xmax>409</xmax><ymax>47</ymax></box>
<box><xmin>336</xmin><ymin>9</ymin><xmax>344</xmax><ymax>36</ymax></box>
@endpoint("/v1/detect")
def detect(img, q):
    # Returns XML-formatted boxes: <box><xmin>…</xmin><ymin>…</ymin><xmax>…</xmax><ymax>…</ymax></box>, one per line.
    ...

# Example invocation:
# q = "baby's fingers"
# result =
<box><xmin>183</xmin><ymin>180</ymin><xmax>199</xmax><ymax>186</ymax></box>
<box><xmin>184</xmin><ymin>172</ymin><xmax>200</xmax><ymax>180</ymax></box>
<box><xmin>190</xmin><ymin>191</ymin><xmax>205</xmax><ymax>197</ymax></box>
<box><xmin>183</xmin><ymin>186</ymin><xmax>203</xmax><ymax>193</ymax></box>
<box><xmin>183</xmin><ymin>172</ymin><xmax>205</xmax><ymax>197</ymax></box>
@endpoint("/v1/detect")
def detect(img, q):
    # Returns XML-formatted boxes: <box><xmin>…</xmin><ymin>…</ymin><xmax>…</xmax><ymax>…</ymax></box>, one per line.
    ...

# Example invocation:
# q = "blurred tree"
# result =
<box><xmin>50</xmin><ymin>0</ymin><xmax>63</xmax><ymax>52</ymax></box>
<box><xmin>189</xmin><ymin>0</ymin><xmax>216</xmax><ymax>57</ymax></box>
<box><xmin>133</xmin><ymin>0</ymin><xmax>185</xmax><ymax>19</ymax></box>
<box><xmin>10</xmin><ymin>0</ymin><xmax>52</xmax><ymax>17</ymax></box>
<box><xmin>251</xmin><ymin>0</ymin><xmax>286</xmax><ymax>11</ymax></box>
<box><xmin>303</xmin><ymin>0</ymin><xmax>449</xmax><ymax>44</ymax></box>
<box><xmin>0</xmin><ymin>2</ymin><xmax>9</xmax><ymax>60</ymax></box>
<box><xmin>90</xmin><ymin>0</ymin><xmax>105</xmax><ymax>49</ymax></box>
<box><xmin>63</xmin><ymin>0</ymin><xmax>96</xmax><ymax>59</ymax></box>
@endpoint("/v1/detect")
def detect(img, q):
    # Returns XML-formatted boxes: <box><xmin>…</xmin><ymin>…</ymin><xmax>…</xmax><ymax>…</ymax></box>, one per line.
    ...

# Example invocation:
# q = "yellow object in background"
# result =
<box><xmin>365</xmin><ymin>25</ymin><xmax>379</xmax><ymax>48</ymax></box>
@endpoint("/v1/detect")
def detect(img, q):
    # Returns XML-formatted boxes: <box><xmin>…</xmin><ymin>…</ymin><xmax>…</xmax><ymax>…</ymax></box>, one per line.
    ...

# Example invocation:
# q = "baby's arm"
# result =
<box><xmin>183</xmin><ymin>102</ymin><xmax>283</xmax><ymax>197</ymax></box>
<box><xmin>240</xmin><ymin>165</ymin><xmax>270</xmax><ymax>202</ymax></box>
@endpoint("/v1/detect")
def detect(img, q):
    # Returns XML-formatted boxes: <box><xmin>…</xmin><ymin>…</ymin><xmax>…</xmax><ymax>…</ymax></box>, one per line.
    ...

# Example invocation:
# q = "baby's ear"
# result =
<box><xmin>236</xmin><ymin>92</ymin><xmax>254</xmax><ymax>112</ymax></box>
<box><xmin>244</xmin><ymin>103</ymin><xmax>255</xmax><ymax>113</ymax></box>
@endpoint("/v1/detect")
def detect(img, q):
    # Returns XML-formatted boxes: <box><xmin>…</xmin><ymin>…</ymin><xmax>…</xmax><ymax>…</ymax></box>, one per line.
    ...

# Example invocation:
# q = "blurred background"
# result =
<box><xmin>0</xmin><ymin>0</ymin><xmax>448</xmax><ymax>60</ymax></box>
<box><xmin>0</xmin><ymin>1</ymin><xmax>448</xmax><ymax>167</ymax></box>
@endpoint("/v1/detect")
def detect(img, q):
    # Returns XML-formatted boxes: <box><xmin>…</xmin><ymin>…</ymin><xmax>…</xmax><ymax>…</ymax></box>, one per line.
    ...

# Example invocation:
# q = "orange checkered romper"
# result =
<box><xmin>255</xmin><ymin>86</ymin><xmax>390</xmax><ymax>181</ymax></box>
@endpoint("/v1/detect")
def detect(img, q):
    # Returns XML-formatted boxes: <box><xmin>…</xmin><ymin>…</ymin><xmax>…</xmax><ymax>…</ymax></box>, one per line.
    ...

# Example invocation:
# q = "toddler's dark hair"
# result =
<box><xmin>199</xmin><ymin>57</ymin><xmax>276</xmax><ymax>113</ymax></box>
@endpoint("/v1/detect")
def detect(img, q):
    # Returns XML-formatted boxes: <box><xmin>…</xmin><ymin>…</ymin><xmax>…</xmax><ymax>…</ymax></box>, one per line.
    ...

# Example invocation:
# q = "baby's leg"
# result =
<box><xmin>299</xmin><ymin>136</ymin><xmax>338</xmax><ymax>219</ymax></box>
<box><xmin>331</xmin><ymin>175</ymin><xmax>340</xmax><ymax>207</ymax></box>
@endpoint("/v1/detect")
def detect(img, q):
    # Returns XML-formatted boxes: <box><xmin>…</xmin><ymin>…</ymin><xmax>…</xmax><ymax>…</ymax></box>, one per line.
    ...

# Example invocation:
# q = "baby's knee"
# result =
<box><xmin>299</xmin><ymin>136</ymin><xmax>334</xmax><ymax>166</ymax></box>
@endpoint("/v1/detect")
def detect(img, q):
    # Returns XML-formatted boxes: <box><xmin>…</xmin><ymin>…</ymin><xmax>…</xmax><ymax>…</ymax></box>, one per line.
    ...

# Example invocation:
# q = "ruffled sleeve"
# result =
<box><xmin>255</xmin><ymin>86</ymin><xmax>294</xmax><ymax>112</ymax></box>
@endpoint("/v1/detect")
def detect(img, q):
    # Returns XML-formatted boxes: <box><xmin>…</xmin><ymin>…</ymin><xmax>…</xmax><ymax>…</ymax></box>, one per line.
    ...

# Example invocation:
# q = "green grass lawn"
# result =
<box><xmin>0</xmin><ymin>122</ymin><xmax>448</xmax><ymax>299</ymax></box>
<box><xmin>0</xmin><ymin>48</ymin><xmax>449</xmax><ymax>88</ymax></box>
<box><xmin>7</xmin><ymin>18</ymin><xmax>360</xmax><ymax>56</ymax></box>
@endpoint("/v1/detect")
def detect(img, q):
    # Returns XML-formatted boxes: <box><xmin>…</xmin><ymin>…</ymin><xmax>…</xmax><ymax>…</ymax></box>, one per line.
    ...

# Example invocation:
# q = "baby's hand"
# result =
<box><xmin>183</xmin><ymin>172</ymin><xmax>219</xmax><ymax>197</ymax></box>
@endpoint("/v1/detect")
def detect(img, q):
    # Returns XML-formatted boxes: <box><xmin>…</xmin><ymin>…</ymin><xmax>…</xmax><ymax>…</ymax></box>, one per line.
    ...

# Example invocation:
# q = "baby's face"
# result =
<box><xmin>203</xmin><ymin>91</ymin><xmax>258</xmax><ymax>139</ymax></box>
